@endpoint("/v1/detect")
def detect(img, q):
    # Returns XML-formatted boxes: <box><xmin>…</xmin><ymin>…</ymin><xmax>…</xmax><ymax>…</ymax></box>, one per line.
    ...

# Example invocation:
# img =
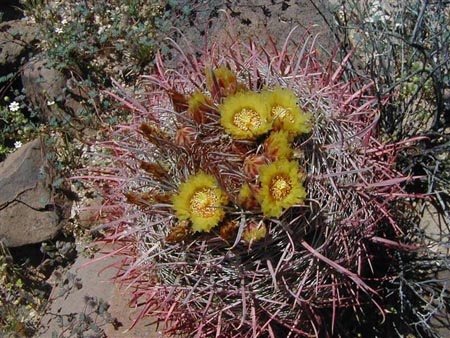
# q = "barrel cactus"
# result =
<box><xmin>80</xmin><ymin>28</ymin><xmax>420</xmax><ymax>337</ymax></box>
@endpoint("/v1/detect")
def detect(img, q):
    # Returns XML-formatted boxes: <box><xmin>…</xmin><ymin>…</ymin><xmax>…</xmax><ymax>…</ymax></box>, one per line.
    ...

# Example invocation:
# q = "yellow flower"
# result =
<box><xmin>257</xmin><ymin>159</ymin><xmax>306</xmax><ymax>218</ymax></box>
<box><xmin>219</xmin><ymin>91</ymin><xmax>271</xmax><ymax>139</ymax></box>
<box><xmin>242</xmin><ymin>221</ymin><xmax>267</xmax><ymax>244</ymax></box>
<box><xmin>264</xmin><ymin>130</ymin><xmax>293</xmax><ymax>160</ymax></box>
<box><xmin>187</xmin><ymin>91</ymin><xmax>214</xmax><ymax>124</ymax></box>
<box><xmin>172</xmin><ymin>173</ymin><xmax>228</xmax><ymax>232</ymax></box>
<box><xmin>206</xmin><ymin>66</ymin><xmax>239</xmax><ymax>98</ymax></box>
<box><xmin>237</xmin><ymin>183</ymin><xmax>259</xmax><ymax>209</ymax></box>
<box><xmin>263</xmin><ymin>87</ymin><xmax>312</xmax><ymax>136</ymax></box>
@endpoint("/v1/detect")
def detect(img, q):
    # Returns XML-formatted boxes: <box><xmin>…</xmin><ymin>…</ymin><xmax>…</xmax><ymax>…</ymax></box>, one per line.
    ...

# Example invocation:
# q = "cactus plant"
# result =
<box><xmin>77</xmin><ymin>26</ymin><xmax>424</xmax><ymax>337</ymax></box>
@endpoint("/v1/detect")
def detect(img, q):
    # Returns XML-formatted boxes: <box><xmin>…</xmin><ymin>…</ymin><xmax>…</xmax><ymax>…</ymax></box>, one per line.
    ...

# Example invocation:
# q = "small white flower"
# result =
<box><xmin>47</xmin><ymin>100</ymin><xmax>55</xmax><ymax>106</ymax></box>
<box><xmin>97</xmin><ymin>25</ymin><xmax>106</xmax><ymax>35</ymax></box>
<box><xmin>9</xmin><ymin>101</ymin><xmax>20</xmax><ymax>112</ymax></box>
<box><xmin>14</xmin><ymin>141</ymin><xmax>22</xmax><ymax>149</ymax></box>
<box><xmin>372</xmin><ymin>10</ymin><xmax>384</xmax><ymax>17</ymax></box>
<box><xmin>24</xmin><ymin>15</ymin><xmax>36</xmax><ymax>24</ymax></box>
<box><xmin>28</xmin><ymin>310</ymin><xmax>38</xmax><ymax>319</ymax></box>
<box><xmin>61</xmin><ymin>17</ymin><xmax>68</xmax><ymax>25</ymax></box>
<box><xmin>372</xmin><ymin>0</ymin><xmax>381</xmax><ymax>8</ymax></box>
<box><xmin>55</xmin><ymin>27</ymin><xmax>63</xmax><ymax>34</ymax></box>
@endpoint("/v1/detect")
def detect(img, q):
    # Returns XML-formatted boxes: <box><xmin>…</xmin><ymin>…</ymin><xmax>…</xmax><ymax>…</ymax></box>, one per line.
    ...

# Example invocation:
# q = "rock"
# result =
<box><xmin>37</xmin><ymin>244</ymin><xmax>166</xmax><ymax>338</ymax></box>
<box><xmin>21</xmin><ymin>57</ymin><xmax>86</xmax><ymax>126</ymax></box>
<box><xmin>216</xmin><ymin>0</ymin><xmax>336</xmax><ymax>58</ymax></box>
<box><xmin>420</xmin><ymin>202</ymin><xmax>449</xmax><ymax>256</ymax></box>
<box><xmin>0</xmin><ymin>19</ymin><xmax>36</xmax><ymax>77</ymax></box>
<box><xmin>419</xmin><ymin>201</ymin><xmax>450</xmax><ymax>336</ymax></box>
<box><xmin>73</xmin><ymin>195</ymin><xmax>104</xmax><ymax>229</ymax></box>
<box><xmin>0</xmin><ymin>138</ymin><xmax>62</xmax><ymax>247</ymax></box>
<box><xmin>21</xmin><ymin>58</ymin><xmax>65</xmax><ymax>123</ymax></box>
<box><xmin>164</xmin><ymin>0</ymin><xmax>336</xmax><ymax>67</ymax></box>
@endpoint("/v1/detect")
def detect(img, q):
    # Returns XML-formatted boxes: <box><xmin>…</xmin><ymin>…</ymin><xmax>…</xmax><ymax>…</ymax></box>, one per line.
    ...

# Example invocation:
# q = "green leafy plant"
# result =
<box><xmin>0</xmin><ymin>81</ymin><xmax>41</xmax><ymax>159</ymax></box>
<box><xmin>48</xmin><ymin>294</ymin><xmax>116</xmax><ymax>338</ymax></box>
<box><xmin>0</xmin><ymin>0</ymin><xmax>198</xmax><ymax>157</ymax></box>
<box><xmin>26</xmin><ymin>0</ymin><xmax>163</xmax><ymax>80</ymax></box>
<box><xmin>0</xmin><ymin>0</ymin><xmax>163</xmax><ymax>154</ymax></box>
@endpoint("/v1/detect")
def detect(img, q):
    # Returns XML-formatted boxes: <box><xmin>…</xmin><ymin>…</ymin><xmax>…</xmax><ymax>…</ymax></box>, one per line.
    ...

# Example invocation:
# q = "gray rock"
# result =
<box><xmin>164</xmin><ymin>0</ymin><xmax>336</xmax><ymax>68</ymax></box>
<box><xmin>420</xmin><ymin>202</ymin><xmax>449</xmax><ymax>256</ymax></box>
<box><xmin>0</xmin><ymin>19</ymin><xmax>36</xmax><ymax>76</ymax></box>
<box><xmin>0</xmin><ymin>138</ymin><xmax>62</xmax><ymax>247</ymax></box>
<box><xmin>21</xmin><ymin>58</ymin><xmax>66</xmax><ymax>123</ymax></box>
<box><xmin>419</xmin><ymin>202</ymin><xmax>450</xmax><ymax>336</ymax></box>
<box><xmin>214</xmin><ymin>0</ymin><xmax>336</xmax><ymax>58</ymax></box>
<box><xmin>37</xmin><ymin>244</ymin><xmax>165</xmax><ymax>338</ymax></box>
<box><xmin>21</xmin><ymin>57</ymin><xmax>85</xmax><ymax>126</ymax></box>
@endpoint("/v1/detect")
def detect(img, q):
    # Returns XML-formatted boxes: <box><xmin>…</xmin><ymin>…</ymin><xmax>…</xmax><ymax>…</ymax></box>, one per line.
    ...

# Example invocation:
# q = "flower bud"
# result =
<box><xmin>242</xmin><ymin>221</ymin><xmax>267</xmax><ymax>244</ymax></box>
<box><xmin>187</xmin><ymin>91</ymin><xmax>214</xmax><ymax>124</ymax></box>
<box><xmin>175</xmin><ymin>126</ymin><xmax>197</xmax><ymax>147</ymax></box>
<box><xmin>237</xmin><ymin>183</ymin><xmax>259</xmax><ymax>210</ymax></box>
<box><xmin>206</xmin><ymin>66</ymin><xmax>238</xmax><ymax>99</ymax></box>
<box><xmin>243</xmin><ymin>154</ymin><xmax>267</xmax><ymax>179</ymax></box>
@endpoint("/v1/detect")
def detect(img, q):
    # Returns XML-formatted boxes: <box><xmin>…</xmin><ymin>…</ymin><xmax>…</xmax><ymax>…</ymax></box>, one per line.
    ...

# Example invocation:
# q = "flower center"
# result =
<box><xmin>233</xmin><ymin>108</ymin><xmax>262</xmax><ymax>131</ymax></box>
<box><xmin>190</xmin><ymin>188</ymin><xmax>218</xmax><ymax>217</ymax></box>
<box><xmin>270</xmin><ymin>175</ymin><xmax>292</xmax><ymax>200</ymax></box>
<box><xmin>272</xmin><ymin>105</ymin><xmax>294</xmax><ymax>123</ymax></box>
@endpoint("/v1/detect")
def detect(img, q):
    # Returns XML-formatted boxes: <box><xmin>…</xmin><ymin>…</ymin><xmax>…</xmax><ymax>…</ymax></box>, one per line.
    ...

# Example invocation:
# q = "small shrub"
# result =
<box><xmin>331</xmin><ymin>0</ymin><xmax>450</xmax><ymax>136</ymax></box>
<box><xmin>329</xmin><ymin>4</ymin><xmax>450</xmax><ymax>336</ymax></box>
<box><xmin>2</xmin><ymin>0</ymin><xmax>165</xmax><ymax>154</ymax></box>
<box><xmin>25</xmin><ymin>0</ymin><xmax>163</xmax><ymax>84</ymax></box>
<box><xmin>0</xmin><ymin>79</ymin><xmax>41</xmax><ymax>159</ymax></box>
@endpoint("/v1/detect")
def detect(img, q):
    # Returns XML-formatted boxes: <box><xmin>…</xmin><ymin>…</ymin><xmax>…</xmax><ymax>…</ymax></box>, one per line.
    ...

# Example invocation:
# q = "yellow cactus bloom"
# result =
<box><xmin>187</xmin><ymin>91</ymin><xmax>214</xmax><ymax>124</ymax></box>
<box><xmin>237</xmin><ymin>183</ymin><xmax>259</xmax><ymax>209</ymax></box>
<box><xmin>264</xmin><ymin>130</ymin><xmax>293</xmax><ymax>160</ymax></box>
<box><xmin>257</xmin><ymin>159</ymin><xmax>306</xmax><ymax>218</ymax></box>
<box><xmin>242</xmin><ymin>221</ymin><xmax>267</xmax><ymax>244</ymax></box>
<box><xmin>219</xmin><ymin>91</ymin><xmax>271</xmax><ymax>139</ymax></box>
<box><xmin>263</xmin><ymin>87</ymin><xmax>312</xmax><ymax>136</ymax></box>
<box><xmin>206</xmin><ymin>66</ymin><xmax>238</xmax><ymax>97</ymax></box>
<box><xmin>172</xmin><ymin>173</ymin><xmax>228</xmax><ymax>232</ymax></box>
